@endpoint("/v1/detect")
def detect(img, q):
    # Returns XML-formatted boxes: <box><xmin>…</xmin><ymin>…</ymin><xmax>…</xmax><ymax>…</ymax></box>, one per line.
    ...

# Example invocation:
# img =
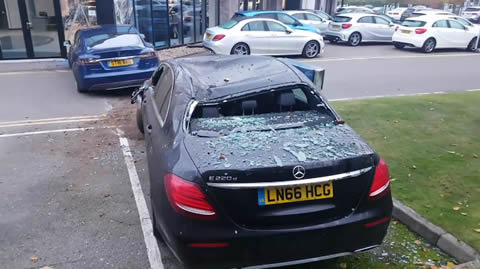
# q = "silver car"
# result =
<box><xmin>324</xmin><ymin>13</ymin><xmax>396</xmax><ymax>46</ymax></box>
<box><xmin>285</xmin><ymin>10</ymin><xmax>332</xmax><ymax>35</ymax></box>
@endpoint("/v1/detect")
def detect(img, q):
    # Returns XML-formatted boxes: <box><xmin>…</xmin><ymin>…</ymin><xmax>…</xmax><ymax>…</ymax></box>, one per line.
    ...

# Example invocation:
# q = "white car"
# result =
<box><xmin>410</xmin><ymin>9</ymin><xmax>454</xmax><ymax>17</ymax></box>
<box><xmin>392</xmin><ymin>15</ymin><xmax>479</xmax><ymax>53</ymax></box>
<box><xmin>324</xmin><ymin>13</ymin><xmax>396</xmax><ymax>46</ymax></box>
<box><xmin>386</xmin><ymin>7</ymin><xmax>407</xmax><ymax>20</ymax></box>
<box><xmin>461</xmin><ymin>6</ymin><xmax>480</xmax><ymax>23</ymax></box>
<box><xmin>285</xmin><ymin>10</ymin><xmax>332</xmax><ymax>35</ymax></box>
<box><xmin>203</xmin><ymin>18</ymin><xmax>325</xmax><ymax>58</ymax></box>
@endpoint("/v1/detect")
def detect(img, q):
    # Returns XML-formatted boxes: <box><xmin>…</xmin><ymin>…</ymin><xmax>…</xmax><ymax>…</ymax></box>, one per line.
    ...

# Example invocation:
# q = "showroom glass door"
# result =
<box><xmin>16</xmin><ymin>0</ymin><xmax>64</xmax><ymax>58</ymax></box>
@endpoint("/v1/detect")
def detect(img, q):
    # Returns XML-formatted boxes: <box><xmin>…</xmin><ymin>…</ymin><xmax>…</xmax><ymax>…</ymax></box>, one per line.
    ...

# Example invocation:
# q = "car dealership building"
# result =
<box><xmin>0</xmin><ymin>0</ymin><xmax>336</xmax><ymax>60</ymax></box>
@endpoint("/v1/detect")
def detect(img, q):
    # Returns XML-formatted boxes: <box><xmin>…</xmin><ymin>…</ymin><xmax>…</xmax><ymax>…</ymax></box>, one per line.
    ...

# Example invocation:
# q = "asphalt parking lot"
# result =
<box><xmin>1</xmin><ymin>44</ymin><xmax>478</xmax><ymax>268</ymax></box>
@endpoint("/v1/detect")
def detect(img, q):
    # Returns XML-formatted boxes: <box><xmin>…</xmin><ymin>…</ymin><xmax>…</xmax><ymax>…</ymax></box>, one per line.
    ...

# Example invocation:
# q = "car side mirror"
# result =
<box><xmin>285</xmin><ymin>29</ymin><xmax>292</xmax><ymax>34</ymax></box>
<box><xmin>294</xmin><ymin>21</ymin><xmax>302</xmax><ymax>26</ymax></box>
<box><xmin>140</xmin><ymin>33</ymin><xmax>146</xmax><ymax>39</ymax></box>
<box><xmin>63</xmin><ymin>40</ymin><xmax>72</xmax><ymax>47</ymax></box>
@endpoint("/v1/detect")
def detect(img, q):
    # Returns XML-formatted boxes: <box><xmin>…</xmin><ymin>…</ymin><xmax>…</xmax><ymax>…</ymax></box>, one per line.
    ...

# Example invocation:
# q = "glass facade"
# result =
<box><xmin>0</xmin><ymin>0</ymin><xmax>64</xmax><ymax>59</ymax></box>
<box><xmin>132</xmin><ymin>0</ymin><xmax>218</xmax><ymax>48</ymax></box>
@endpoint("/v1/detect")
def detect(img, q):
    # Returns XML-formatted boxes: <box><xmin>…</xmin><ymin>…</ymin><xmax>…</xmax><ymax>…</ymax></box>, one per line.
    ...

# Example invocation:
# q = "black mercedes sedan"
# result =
<box><xmin>132</xmin><ymin>55</ymin><xmax>392</xmax><ymax>268</ymax></box>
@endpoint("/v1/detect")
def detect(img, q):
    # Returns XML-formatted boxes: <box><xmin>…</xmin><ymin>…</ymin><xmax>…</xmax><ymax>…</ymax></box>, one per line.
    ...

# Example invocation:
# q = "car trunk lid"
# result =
<box><xmin>184</xmin><ymin>112</ymin><xmax>376</xmax><ymax>229</ymax></box>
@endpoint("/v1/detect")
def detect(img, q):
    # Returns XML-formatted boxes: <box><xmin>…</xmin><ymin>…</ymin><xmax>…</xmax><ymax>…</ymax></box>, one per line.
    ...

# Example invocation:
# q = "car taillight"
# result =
<box><xmin>164</xmin><ymin>174</ymin><xmax>216</xmax><ymax>220</ymax></box>
<box><xmin>212</xmin><ymin>34</ymin><xmax>225</xmax><ymax>41</ymax></box>
<box><xmin>368</xmin><ymin>158</ymin><xmax>390</xmax><ymax>201</ymax></box>
<box><xmin>77</xmin><ymin>58</ymin><xmax>96</xmax><ymax>65</ymax></box>
<box><xmin>140</xmin><ymin>51</ymin><xmax>157</xmax><ymax>58</ymax></box>
<box><xmin>415</xmin><ymin>28</ymin><xmax>427</xmax><ymax>34</ymax></box>
<box><xmin>393</xmin><ymin>12</ymin><xmax>399</xmax><ymax>15</ymax></box>
<box><xmin>342</xmin><ymin>23</ymin><xmax>352</xmax><ymax>29</ymax></box>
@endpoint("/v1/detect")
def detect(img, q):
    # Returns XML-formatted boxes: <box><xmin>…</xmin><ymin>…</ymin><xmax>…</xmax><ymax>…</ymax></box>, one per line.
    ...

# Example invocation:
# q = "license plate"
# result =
<box><xmin>401</xmin><ymin>30</ymin><xmax>411</xmax><ymax>34</ymax></box>
<box><xmin>332</xmin><ymin>25</ymin><xmax>340</xmax><ymax>29</ymax></box>
<box><xmin>206</xmin><ymin>33</ymin><xmax>212</xmax><ymax>39</ymax></box>
<box><xmin>257</xmin><ymin>182</ymin><xmax>333</xmax><ymax>206</ymax></box>
<box><xmin>109</xmin><ymin>59</ymin><xmax>134</xmax><ymax>67</ymax></box>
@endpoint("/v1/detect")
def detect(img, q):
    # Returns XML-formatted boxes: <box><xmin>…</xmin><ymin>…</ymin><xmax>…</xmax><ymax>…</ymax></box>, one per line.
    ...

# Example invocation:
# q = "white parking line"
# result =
<box><xmin>0</xmin><ymin>125</ymin><xmax>116</xmax><ymax>138</ymax></box>
<box><xmin>302</xmin><ymin>53</ymin><xmax>479</xmax><ymax>63</ymax></box>
<box><xmin>117</xmin><ymin>132</ymin><xmax>164</xmax><ymax>269</ymax></box>
<box><xmin>329</xmin><ymin>89</ymin><xmax>480</xmax><ymax>102</ymax></box>
<box><xmin>0</xmin><ymin>114</ymin><xmax>107</xmax><ymax>128</ymax></box>
<box><xmin>0</xmin><ymin>69</ymin><xmax>70</xmax><ymax>76</ymax></box>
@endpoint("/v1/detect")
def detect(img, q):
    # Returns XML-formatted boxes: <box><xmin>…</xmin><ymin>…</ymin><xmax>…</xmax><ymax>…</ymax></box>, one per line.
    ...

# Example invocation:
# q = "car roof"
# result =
<box><xmin>413</xmin><ymin>9</ymin><xmax>453</xmax><ymax>15</ymax></box>
<box><xmin>405</xmin><ymin>14</ymin><xmax>455</xmax><ymax>22</ymax></box>
<box><xmin>79</xmin><ymin>25</ymin><xmax>138</xmax><ymax>36</ymax></box>
<box><xmin>168</xmin><ymin>55</ymin><xmax>312</xmax><ymax>102</ymax></box>
<box><xmin>236</xmin><ymin>10</ymin><xmax>290</xmax><ymax>16</ymax></box>
<box><xmin>335</xmin><ymin>13</ymin><xmax>377</xmax><ymax>18</ymax></box>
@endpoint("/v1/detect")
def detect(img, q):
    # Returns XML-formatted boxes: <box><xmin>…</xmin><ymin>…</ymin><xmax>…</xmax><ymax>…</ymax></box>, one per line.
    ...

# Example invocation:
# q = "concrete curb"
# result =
<box><xmin>451</xmin><ymin>259</ymin><xmax>480</xmax><ymax>269</ymax></box>
<box><xmin>0</xmin><ymin>58</ymin><xmax>68</xmax><ymax>73</ymax></box>
<box><xmin>393</xmin><ymin>199</ymin><xmax>480</xmax><ymax>263</ymax></box>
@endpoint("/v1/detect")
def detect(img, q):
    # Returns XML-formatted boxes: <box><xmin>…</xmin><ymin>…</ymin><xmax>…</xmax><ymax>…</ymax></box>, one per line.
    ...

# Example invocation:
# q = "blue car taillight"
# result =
<box><xmin>139</xmin><ymin>50</ymin><xmax>157</xmax><ymax>59</ymax></box>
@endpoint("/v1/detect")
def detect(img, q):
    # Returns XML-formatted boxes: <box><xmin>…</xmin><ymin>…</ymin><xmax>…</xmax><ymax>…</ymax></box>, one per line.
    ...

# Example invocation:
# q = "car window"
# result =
<box><xmin>449</xmin><ymin>20</ymin><xmax>466</xmax><ymax>30</ymax></box>
<box><xmin>401</xmin><ymin>20</ymin><xmax>426</xmax><ymax>27</ymax></box>
<box><xmin>305</xmin><ymin>13</ymin><xmax>322</xmax><ymax>21</ymax></box>
<box><xmin>375</xmin><ymin>17</ymin><xmax>390</xmax><ymax>25</ymax></box>
<box><xmin>432</xmin><ymin>20</ymin><xmax>449</xmax><ymax>28</ymax></box>
<box><xmin>358</xmin><ymin>16</ymin><xmax>375</xmax><ymax>23</ymax></box>
<box><xmin>154</xmin><ymin>66</ymin><xmax>173</xmax><ymax>122</ymax></box>
<box><xmin>453</xmin><ymin>17</ymin><xmax>473</xmax><ymax>27</ymax></box>
<box><xmin>316</xmin><ymin>12</ymin><xmax>330</xmax><ymax>20</ymax></box>
<box><xmin>292</xmin><ymin>13</ymin><xmax>305</xmax><ymax>20</ymax></box>
<box><xmin>266</xmin><ymin>21</ymin><xmax>287</xmax><ymax>32</ymax></box>
<box><xmin>242</xmin><ymin>21</ymin><xmax>266</xmax><ymax>31</ymax></box>
<box><xmin>151</xmin><ymin>67</ymin><xmax>163</xmax><ymax>86</ymax></box>
<box><xmin>465</xmin><ymin>7</ymin><xmax>480</xmax><ymax>11</ymax></box>
<box><xmin>333</xmin><ymin>16</ymin><xmax>352</xmax><ymax>22</ymax></box>
<box><xmin>277</xmin><ymin>13</ymin><xmax>297</xmax><ymax>25</ymax></box>
<box><xmin>256</xmin><ymin>13</ymin><xmax>277</xmax><ymax>19</ymax></box>
<box><xmin>219</xmin><ymin>19</ymin><xmax>240</xmax><ymax>29</ymax></box>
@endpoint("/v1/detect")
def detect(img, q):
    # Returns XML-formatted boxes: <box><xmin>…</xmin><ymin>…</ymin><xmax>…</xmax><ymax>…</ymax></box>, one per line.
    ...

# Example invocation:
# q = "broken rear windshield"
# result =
<box><xmin>189</xmin><ymin>86</ymin><xmax>335</xmax><ymax>137</ymax></box>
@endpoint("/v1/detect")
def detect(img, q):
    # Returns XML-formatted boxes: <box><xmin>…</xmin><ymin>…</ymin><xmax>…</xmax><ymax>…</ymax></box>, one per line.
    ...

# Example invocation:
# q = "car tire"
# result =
<box><xmin>136</xmin><ymin>108</ymin><xmax>144</xmax><ymax>134</ymax></box>
<box><xmin>394</xmin><ymin>43</ymin><xmax>405</xmax><ymax>49</ymax></box>
<box><xmin>230</xmin><ymin>42</ymin><xmax>250</xmax><ymax>55</ymax></box>
<box><xmin>348</xmin><ymin>32</ymin><xmax>362</xmax><ymax>46</ymax></box>
<box><xmin>302</xmin><ymin>40</ymin><xmax>321</xmax><ymax>58</ymax></box>
<box><xmin>422</xmin><ymin>38</ymin><xmax>436</xmax><ymax>53</ymax></box>
<box><xmin>467</xmin><ymin>37</ymin><xmax>478</xmax><ymax>52</ymax></box>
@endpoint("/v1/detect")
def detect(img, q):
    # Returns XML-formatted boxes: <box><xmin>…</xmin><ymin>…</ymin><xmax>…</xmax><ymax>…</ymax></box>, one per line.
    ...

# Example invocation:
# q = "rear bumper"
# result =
<box><xmin>75</xmin><ymin>66</ymin><xmax>157</xmax><ymax>91</ymax></box>
<box><xmin>323</xmin><ymin>31</ymin><xmax>349</xmax><ymax>42</ymax></box>
<box><xmin>392</xmin><ymin>33</ymin><xmax>426</xmax><ymax>48</ymax></box>
<box><xmin>154</xmin><ymin>193</ymin><xmax>393</xmax><ymax>268</ymax></box>
<box><xmin>202</xmin><ymin>39</ymin><xmax>230</xmax><ymax>55</ymax></box>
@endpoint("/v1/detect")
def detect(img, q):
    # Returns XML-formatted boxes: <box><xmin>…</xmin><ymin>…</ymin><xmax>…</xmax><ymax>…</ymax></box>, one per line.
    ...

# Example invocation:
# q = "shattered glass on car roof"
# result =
<box><xmin>186</xmin><ymin>111</ymin><xmax>373</xmax><ymax>170</ymax></box>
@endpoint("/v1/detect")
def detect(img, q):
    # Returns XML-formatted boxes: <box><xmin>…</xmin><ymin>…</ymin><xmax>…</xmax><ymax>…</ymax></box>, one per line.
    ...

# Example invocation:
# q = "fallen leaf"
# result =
<box><xmin>339</xmin><ymin>262</ymin><xmax>347</xmax><ymax>269</ymax></box>
<box><xmin>415</xmin><ymin>261</ymin><xmax>424</xmax><ymax>265</ymax></box>
<box><xmin>393</xmin><ymin>120</ymin><xmax>399</xmax><ymax>123</ymax></box>
<box><xmin>447</xmin><ymin>151</ymin><xmax>456</xmax><ymax>154</ymax></box>
<box><xmin>30</xmin><ymin>256</ymin><xmax>39</xmax><ymax>263</ymax></box>
<box><xmin>422</xmin><ymin>247</ymin><xmax>427</xmax><ymax>252</ymax></box>
<box><xmin>391</xmin><ymin>178</ymin><xmax>396</xmax><ymax>182</ymax></box>
<box><xmin>460</xmin><ymin>212</ymin><xmax>468</xmax><ymax>216</ymax></box>
<box><xmin>392</xmin><ymin>220</ymin><xmax>398</xmax><ymax>225</ymax></box>
<box><xmin>452</xmin><ymin>206</ymin><xmax>461</xmax><ymax>211</ymax></box>
<box><xmin>415</xmin><ymin>240</ymin><xmax>422</xmax><ymax>245</ymax></box>
<box><xmin>446</xmin><ymin>262</ymin><xmax>455</xmax><ymax>268</ymax></box>
<box><xmin>473</xmin><ymin>153</ymin><xmax>478</xmax><ymax>159</ymax></box>
<box><xmin>412</xmin><ymin>165</ymin><xmax>417</xmax><ymax>169</ymax></box>
<box><xmin>429</xmin><ymin>107</ymin><xmax>435</xmax><ymax>110</ymax></box>
<box><xmin>408</xmin><ymin>173</ymin><xmax>411</xmax><ymax>177</ymax></box>
<box><xmin>473</xmin><ymin>229</ymin><xmax>480</xmax><ymax>233</ymax></box>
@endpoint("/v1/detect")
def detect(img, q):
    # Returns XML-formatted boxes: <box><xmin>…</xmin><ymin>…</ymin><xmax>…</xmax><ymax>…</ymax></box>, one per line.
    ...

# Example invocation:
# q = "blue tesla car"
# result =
<box><xmin>68</xmin><ymin>25</ymin><xmax>159</xmax><ymax>92</ymax></box>
<box><xmin>233</xmin><ymin>11</ymin><xmax>321</xmax><ymax>34</ymax></box>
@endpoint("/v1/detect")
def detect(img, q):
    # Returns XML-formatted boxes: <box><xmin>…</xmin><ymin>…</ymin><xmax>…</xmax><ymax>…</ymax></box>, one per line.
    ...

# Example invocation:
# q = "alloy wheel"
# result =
<box><xmin>305</xmin><ymin>42</ymin><xmax>319</xmax><ymax>58</ymax></box>
<box><xmin>349</xmin><ymin>33</ymin><xmax>361</xmax><ymax>46</ymax></box>
<box><xmin>232</xmin><ymin>44</ymin><xmax>249</xmax><ymax>55</ymax></box>
<box><xmin>424</xmin><ymin>39</ymin><xmax>435</xmax><ymax>53</ymax></box>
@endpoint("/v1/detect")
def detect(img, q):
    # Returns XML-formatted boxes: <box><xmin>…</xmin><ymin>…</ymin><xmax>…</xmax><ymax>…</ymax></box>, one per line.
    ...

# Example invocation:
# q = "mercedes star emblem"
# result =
<box><xmin>292</xmin><ymin>165</ymin><xmax>306</xmax><ymax>179</ymax></box>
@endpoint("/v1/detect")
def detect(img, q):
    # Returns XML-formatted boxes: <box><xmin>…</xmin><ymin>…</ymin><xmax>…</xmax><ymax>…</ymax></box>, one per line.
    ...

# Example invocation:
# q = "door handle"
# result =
<box><xmin>26</xmin><ymin>22</ymin><xmax>33</xmax><ymax>30</ymax></box>
<box><xmin>146</xmin><ymin>124</ymin><xmax>152</xmax><ymax>133</ymax></box>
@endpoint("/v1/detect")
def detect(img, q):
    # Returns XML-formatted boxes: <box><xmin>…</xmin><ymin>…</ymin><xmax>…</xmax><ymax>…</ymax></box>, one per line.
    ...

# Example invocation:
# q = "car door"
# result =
<box><xmin>240</xmin><ymin>21</ymin><xmax>271</xmax><ymax>54</ymax></box>
<box><xmin>145</xmin><ymin>64</ymin><xmax>173</xmax><ymax>182</ymax></box>
<box><xmin>447</xmin><ymin>20</ymin><xmax>473</xmax><ymax>48</ymax></box>
<box><xmin>357</xmin><ymin>16</ymin><xmax>377</xmax><ymax>41</ymax></box>
<box><xmin>265</xmin><ymin>20</ymin><xmax>303</xmax><ymax>55</ymax></box>
<box><xmin>374</xmin><ymin>16</ymin><xmax>395</xmax><ymax>41</ymax></box>
<box><xmin>431</xmin><ymin>19</ymin><xmax>452</xmax><ymax>48</ymax></box>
